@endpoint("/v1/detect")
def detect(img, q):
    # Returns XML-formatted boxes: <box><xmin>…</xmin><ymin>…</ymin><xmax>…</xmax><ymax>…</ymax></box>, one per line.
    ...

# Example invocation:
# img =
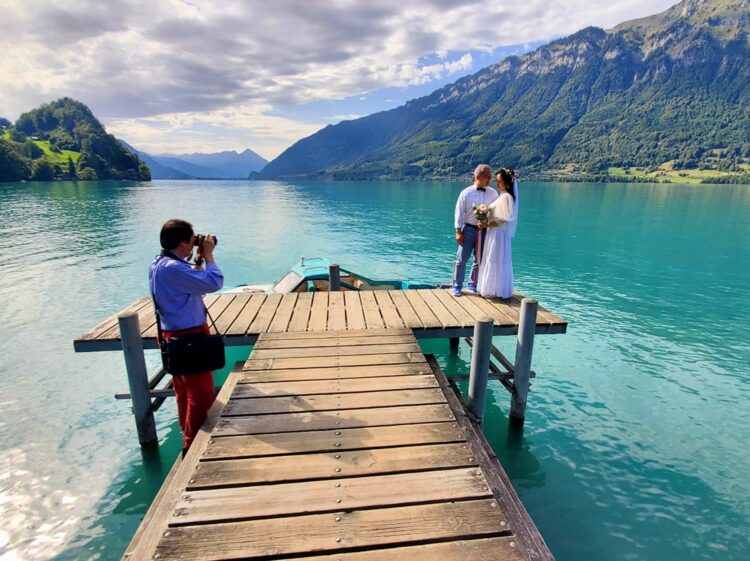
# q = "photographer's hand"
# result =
<box><xmin>203</xmin><ymin>234</ymin><xmax>216</xmax><ymax>264</ymax></box>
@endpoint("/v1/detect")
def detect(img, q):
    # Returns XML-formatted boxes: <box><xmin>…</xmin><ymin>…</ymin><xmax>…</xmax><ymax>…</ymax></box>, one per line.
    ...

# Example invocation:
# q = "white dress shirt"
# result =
<box><xmin>454</xmin><ymin>183</ymin><xmax>499</xmax><ymax>229</ymax></box>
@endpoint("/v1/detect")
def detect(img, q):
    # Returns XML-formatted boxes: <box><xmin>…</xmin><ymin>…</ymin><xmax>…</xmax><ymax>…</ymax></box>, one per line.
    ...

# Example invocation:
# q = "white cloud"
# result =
<box><xmin>0</xmin><ymin>0</ymin><xmax>678</xmax><ymax>158</ymax></box>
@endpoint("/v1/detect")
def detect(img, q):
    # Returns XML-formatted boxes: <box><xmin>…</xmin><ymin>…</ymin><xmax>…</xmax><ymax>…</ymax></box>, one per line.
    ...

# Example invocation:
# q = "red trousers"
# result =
<box><xmin>162</xmin><ymin>324</ymin><xmax>215</xmax><ymax>451</ymax></box>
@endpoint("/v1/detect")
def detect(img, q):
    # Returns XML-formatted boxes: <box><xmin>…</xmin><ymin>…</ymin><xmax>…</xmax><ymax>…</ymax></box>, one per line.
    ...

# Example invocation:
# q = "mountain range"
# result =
<box><xmin>257</xmin><ymin>0</ymin><xmax>750</xmax><ymax>183</ymax></box>
<box><xmin>120</xmin><ymin>142</ymin><xmax>267</xmax><ymax>179</ymax></box>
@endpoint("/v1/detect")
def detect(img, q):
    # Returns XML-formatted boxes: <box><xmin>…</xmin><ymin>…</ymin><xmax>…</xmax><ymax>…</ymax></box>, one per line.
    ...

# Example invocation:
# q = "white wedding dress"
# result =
<box><xmin>477</xmin><ymin>188</ymin><xmax>518</xmax><ymax>298</ymax></box>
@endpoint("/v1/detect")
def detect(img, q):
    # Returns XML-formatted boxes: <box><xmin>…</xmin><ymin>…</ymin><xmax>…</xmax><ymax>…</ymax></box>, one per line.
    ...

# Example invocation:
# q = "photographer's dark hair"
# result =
<box><xmin>160</xmin><ymin>219</ymin><xmax>193</xmax><ymax>250</ymax></box>
<box><xmin>496</xmin><ymin>167</ymin><xmax>516</xmax><ymax>200</ymax></box>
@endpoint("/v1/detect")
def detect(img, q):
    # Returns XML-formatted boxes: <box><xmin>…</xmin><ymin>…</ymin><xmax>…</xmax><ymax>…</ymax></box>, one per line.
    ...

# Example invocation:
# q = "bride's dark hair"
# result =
<box><xmin>497</xmin><ymin>167</ymin><xmax>516</xmax><ymax>200</ymax></box>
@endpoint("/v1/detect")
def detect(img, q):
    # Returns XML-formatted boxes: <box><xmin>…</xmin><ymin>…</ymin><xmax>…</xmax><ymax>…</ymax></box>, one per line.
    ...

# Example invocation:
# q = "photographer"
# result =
<box><xmin>149</xmin><ymin>219</ymin><xmax>224</xmax><ymax>454</ymax></box>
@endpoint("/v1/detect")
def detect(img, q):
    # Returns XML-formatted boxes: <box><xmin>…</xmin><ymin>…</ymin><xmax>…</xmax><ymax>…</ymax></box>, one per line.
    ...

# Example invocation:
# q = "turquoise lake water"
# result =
<box><xmin>0</xmin><ymin>179</ymin><xmax>748</xmax><ymax>561</ymax></box>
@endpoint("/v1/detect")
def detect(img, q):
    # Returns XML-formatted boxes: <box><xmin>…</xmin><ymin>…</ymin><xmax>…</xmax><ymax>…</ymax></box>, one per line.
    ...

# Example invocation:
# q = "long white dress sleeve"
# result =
<box><xmin>491</xmin><ymin>192</ymin><xmax>515</xmax><ymax>224</ymax></box>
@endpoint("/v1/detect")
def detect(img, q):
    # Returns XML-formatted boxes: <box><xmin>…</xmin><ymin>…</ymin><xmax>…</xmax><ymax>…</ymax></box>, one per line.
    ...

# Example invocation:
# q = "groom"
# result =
<box><xmin>452</xmin><ymin>164</ymin><xmax>498</xmax><ymax>296</ymax></box>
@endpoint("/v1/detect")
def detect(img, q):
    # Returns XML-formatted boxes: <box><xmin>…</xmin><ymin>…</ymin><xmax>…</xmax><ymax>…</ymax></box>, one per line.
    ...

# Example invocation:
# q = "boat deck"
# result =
<box><xmin>122</xmin><ymin>329</ymin><xmax>553</xmax><ymax>561</ymax></box>
<box><xmin>75</xmin><ymin>289</ymin><xmax>566</xmax><ymax>351</ymax></box>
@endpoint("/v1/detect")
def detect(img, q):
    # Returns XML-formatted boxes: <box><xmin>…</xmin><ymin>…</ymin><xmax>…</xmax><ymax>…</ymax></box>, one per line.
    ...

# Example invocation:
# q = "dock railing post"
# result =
<box><xmin>468</xmin><ymin>317</ymin><xmax>493</xmax><ymax>423</ymax></box>
<box><xmin>510</xmin><ymin>298</ymin><xmax>537</xmax><ymax>425</ymax></box>
<box><xmin>329</xmin><ymin>264</ymin><xmax>341</xmax><ymax>291</ymax></box>
<box><xmin>118</xmin><ymin>312</ymin><xmax>157</xmax><ymax>444</ymax></box>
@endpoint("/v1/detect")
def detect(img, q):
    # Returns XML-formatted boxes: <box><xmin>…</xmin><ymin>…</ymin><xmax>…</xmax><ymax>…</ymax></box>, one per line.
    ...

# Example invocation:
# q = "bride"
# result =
<box><xmin>476</xmin><ymin>167</ymin><xmax>518</xmax><ymax>299</ymax></box>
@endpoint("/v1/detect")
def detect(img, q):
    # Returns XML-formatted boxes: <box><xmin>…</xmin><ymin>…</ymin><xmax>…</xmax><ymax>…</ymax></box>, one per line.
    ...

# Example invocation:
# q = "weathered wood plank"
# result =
<box><xmin>287</xmin><ymin>292</ymin><xmax>313</xmax><ymax>332</ymax></box>
<box><xmin>343</xmin><ymin>291</ymin><xmax>366</xmax><ymax>330</ymax></box>
<box><xmin>213</xmin><ymin>403</ymin><xmax>455</xmax><ymax>436</ymax></box>
<box><xmin>232</xmin><ymin>375</ymin><xmax>439</xmax><ymax>398</ymax></box>
<box><xmin>258</xmin><ymin>327</ymin><xmax>412</xmax><ymax>340</ymax></box>
<box><xmin>428</xmin><ymin>355</ymin><xmax>555</xmax><ymax>561</ymax></box>
<box><xmin>327</xmin><ymin>291</ymin><xmax>347</xmax><ymax>331</ymax></box>
<box><xmin>243</xmin><ymin>352</ymin><xmax>427</xmax><ymax>371</ymax></box>
<box><xmin>267</xmin><ymin>292</ymin><xmax>298</xmax><ymax>333</ymax></box>
<box><xmin>247</xmin><ymin>293</ymin><xmax>283</xmax><ymax>333</ymax></box>
<box><xmin>308</xmin><ymin>292</ymin><xmax>329</xmax><ymax>331</ymax></box>
<box><xmin>121</xmin><ymin>371</ymin><xmax>242</xmax><ymax>560</ymax></box>
<box><xmin>187</xmin><ymin>442</ymin><xmax>475</xmax><ymax>489</ymax></box>
<box><xmin>145</xmin><ymin>291</ymin><xmax>241</xmax><ymax>339</ymax></box>
<box><xmin>253</xmin><ymin>334</ymin><xmax>415</xmax><ymax>350</ymax></box>
<box><xmin>77</xmin><ymin>297</ymin><xmax>150</xmax><ymax>342</ymax></box>
<box><xmin>284</xmin><ymin>537</ymin><xmax>526</xmax><ymax>561</ymax></box>
<box><xmin>212</xmin><ymin>294</ymin><xmax>251</xmax><ymax>334</ymax></box>
<box><xmin>202</xmin><ymin>422</ymin><xmax>463</xmax><ymax>459</ymax></box>
<box><xmin>239</xmin><ymin>363</ymin><xmax>433</xmax><ymax>382</ymax></box>
<box><xmin>373</xmin><ymin>291</ymin><xmax>403</xmax><ymax>328</ymax></box>
<box><xmin>171</xmin><ymin>467</ymin><xmax>491</xmax><ymax>525</ymax></box>
<box><xmin>358</xmin><ymin>291</ymin><xmax>385</xmax><ymax>329</ymax></box>
<box><xmin>223</xmin><ymin>388</ymin><xmax>447</xmax><ymax>415</ymax></box>
<box><xmin>416</xmin><ymin>289</ymin><xmax>458</xmax><ymax>327</ymax></box>
<box><xmin>486</xmin><ymin>296</ymin><xmax>520</xmax><ymax>324</ymax></box>
<box><xmin>388</xmin><ymin>290</ymin><xmax>423</xmax><ymax>329</ymax></box>
<box><xmin>153</xmin><ymin>499</ymin><xmax>507</xmax><ymax>561</ymax></box>
<box><xmin>432</xmin><ymin>288</ymin><xmax>477</xmax><ymax>327</ymax></box>
<box><xmin>88</xmin><ymin>299</ymin><xmax>154</xmax><ymax>343</ymax></box>
<box><xmin>250</xmin><ymin>342</ymin><xmax>421</xmax><ymax>359</ymax></box>
<box><xmin>403</xmin><ymin>290</ymin><xmax>442</xmax><ymax>328</ymax></box>
<box><xmin>462</xmin><ymin>293</ymin><xmax>515</xmax><ymax>325</ymax></box>
<box><xmin>512</xmin><ymin>293</ymin><xmax>564</xmax><ymax>326</ymax></box>
<box><xmin>227</xmin><ymin>293</ymin><xmax>266</xmax><ymax>335</ymax></box>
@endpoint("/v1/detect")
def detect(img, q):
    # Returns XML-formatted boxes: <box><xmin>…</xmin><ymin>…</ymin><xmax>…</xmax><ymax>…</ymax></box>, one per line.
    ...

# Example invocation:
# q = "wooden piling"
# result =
<box><xmin>118</xmin><ymin>313</ymin><xmax>157</xmax><ymax>444</ymax></box>
<box><xmin>468</xmin><ymin>317</ymin><xmax>493</xmax><ymax>423</ymax></box>
<box><xmin>510</xmin><ymin>298</ymin><xmax>538</xmax><ymax>424</ymax></box>
<box><xmin>329</xmin><ymin>264</ymin><xmax>341</xmax><ymax>291</ymax></box>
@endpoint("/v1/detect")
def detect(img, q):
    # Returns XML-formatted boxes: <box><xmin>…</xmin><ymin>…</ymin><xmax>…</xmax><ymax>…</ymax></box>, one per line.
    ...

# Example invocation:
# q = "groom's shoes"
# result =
<box><xmin>451</xmin><ymin>286</ymin><xmax>462</xmax><ymax>296</ymax></box>
<box><xmin>467</xmin><ymin>283</ymin><xmax>478</xmax><ymax>294</ymax></box>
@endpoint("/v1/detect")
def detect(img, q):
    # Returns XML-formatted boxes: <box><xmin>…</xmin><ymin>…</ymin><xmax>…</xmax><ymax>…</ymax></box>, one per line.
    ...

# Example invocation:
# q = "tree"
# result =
<box><xmin>139</xmin><ymin>162</ymin><xmax>151</xmax><ymax>181</ymax></box>
<box><xmin>0</xmin><ymin>117</ymin><xmax>11</xmax><ymax>129</ymax></box>
<box><xmin>0</xmin><ymin>139</ymin><xmax>32</xmax><ymax>181</ymax></box>
<box><xmin>67</xmin><ymin>156</ymin><xmax>77</xmax><ymax>179</ymax></box>
<box><xmin>31</xmin><ymin>158</ymin><xmax>55</xmax><ymax>181</ymax></box>
<box><xmin>77</xmin><ymin>167</ymin><xmax>98</xmax><ymax>180</ymax></box>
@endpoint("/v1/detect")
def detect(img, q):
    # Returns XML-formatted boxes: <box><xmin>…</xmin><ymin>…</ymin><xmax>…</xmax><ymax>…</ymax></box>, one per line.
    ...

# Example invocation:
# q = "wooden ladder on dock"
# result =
<box><xmin>123</xmin><ymin>328</ymin><xmax>552</xmax><ymax>561</ymax></box>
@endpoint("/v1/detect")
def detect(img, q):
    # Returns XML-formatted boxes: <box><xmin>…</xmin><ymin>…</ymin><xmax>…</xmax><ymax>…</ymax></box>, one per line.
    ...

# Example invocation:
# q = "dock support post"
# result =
<box><xmin>329</xmin><ymin>264</ymin><xmax>341</xmax><ymax>291</ymax></box>
<box><xmin>449</xmin><ymin>337</ymin><xmax>459</xmax><ymax>352</ymax></box>
<box><xmin>119</xmin><ymin>313</ymin><xmax>157</xmax><ymax>445</ymax></box>
<box><xmin>510</xmin><ymin>298</ymin><xmax>537</xmax><ymax>425</ymax></box>
<box><xmin>468</xmin><ymin>317</ymin><xmax>493</xmax><ymax>423</ymax></box>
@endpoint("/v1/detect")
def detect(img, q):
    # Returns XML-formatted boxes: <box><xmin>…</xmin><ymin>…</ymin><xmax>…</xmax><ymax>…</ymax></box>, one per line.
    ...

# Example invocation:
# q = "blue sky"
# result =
<box><xmin>0</xmin><ymin>0</ymin><xmax>678</xmax><ymax>160</ymax></box>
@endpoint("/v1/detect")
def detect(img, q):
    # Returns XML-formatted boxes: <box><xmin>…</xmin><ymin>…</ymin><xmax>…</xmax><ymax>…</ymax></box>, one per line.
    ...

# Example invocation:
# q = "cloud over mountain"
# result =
<box><xmin>1</xmin><ymin>0</ymin><xmax>677</xmax><ymax>158</ymax></box>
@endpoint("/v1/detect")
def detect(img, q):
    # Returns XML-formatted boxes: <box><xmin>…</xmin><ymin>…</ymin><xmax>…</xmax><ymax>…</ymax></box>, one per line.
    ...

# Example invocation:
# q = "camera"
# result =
<box><xmin>193</xmin><ymin>234</ymin><xmax>218</xmax><ymax>247</ymax></box>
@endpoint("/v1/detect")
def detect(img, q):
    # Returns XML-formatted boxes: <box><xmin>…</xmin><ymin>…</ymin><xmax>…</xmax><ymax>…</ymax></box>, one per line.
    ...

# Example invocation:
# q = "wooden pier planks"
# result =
<box><xmin>75</xmin><ymin>288</ymin><xmax>566</xmax><ymax>351</ymax></box>
<box><xmin>123</xmin><ymin>330</ymin><xmax>552</xmax><ymax>561</ymax></box>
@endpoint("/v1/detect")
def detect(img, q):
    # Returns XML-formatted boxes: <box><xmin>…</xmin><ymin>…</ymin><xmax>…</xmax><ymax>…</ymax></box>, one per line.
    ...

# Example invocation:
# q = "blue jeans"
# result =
<box><xmin>453</xmin><ymin>225</ymin><xmax>486</xmax><ymax>288</ymax></box>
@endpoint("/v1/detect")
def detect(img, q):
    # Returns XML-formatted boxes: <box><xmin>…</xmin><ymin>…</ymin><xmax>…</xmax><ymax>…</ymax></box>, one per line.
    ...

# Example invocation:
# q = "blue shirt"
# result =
<box><xmin>149</xmin><ymin>254</ymin><xmax>224</xmax><ymax>331</ymax></box>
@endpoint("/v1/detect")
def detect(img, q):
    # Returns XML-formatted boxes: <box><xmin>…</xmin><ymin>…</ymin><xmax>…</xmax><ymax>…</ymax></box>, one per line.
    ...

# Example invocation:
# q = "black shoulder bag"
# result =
<box><xmin>151</xmin><ymin>257</ymin><xmax>226</xmax><ymax>376</ymax></box>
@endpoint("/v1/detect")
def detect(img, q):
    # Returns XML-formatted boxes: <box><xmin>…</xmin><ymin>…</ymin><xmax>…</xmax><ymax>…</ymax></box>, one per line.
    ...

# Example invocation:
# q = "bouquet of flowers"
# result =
<box><xmin>473</xmin><ymin>203</ymin><xmax>489</xmax><ymax>222</ymax></box>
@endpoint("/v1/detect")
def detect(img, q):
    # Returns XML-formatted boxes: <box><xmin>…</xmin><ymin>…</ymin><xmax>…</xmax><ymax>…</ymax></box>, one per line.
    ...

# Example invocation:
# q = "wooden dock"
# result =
<box><xmin>74</xmin><ymin>289</ymin><xmax>566</xmax><ymax>352</ymax></box>
<box><xmin>122</xmin><ymin>329</ymin><xmax>553</xmax><ymax>561</ymax></box>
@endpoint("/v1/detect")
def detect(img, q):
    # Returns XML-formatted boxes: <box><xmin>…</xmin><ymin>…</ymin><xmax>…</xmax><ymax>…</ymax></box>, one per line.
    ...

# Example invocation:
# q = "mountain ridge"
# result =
<box><xmin>120</xmin><ymin>144</ymin><xmax>268</xmax><ymax>179</ymax></box>
<box><xmin>258</xmin><ymin>0</ymin><xmax>750</xmax><ymax>183</ymax></box>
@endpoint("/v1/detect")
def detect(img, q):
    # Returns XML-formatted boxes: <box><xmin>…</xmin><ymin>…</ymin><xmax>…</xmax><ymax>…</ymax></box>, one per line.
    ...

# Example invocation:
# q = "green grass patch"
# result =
<box><xmin>1</xmin><ymin>131</ymin><xmax>80</xmax><ymax>166</ymax></box>
<box><xmin>34</xmin><ymin>140</ymin><xmax>81</xmax><ymax>165</ymax></box>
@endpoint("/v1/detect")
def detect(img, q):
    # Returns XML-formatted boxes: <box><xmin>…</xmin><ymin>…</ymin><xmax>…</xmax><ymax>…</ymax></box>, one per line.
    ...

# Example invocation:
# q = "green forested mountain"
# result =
<box><xmin>0</xmin><ymin>98</ymin><xmax>150</xmax><ymax>182</ymax></box>
<box><xmin>260</xmin><ymin>0</ymin><xmax>750</xmax><ymax>183</ymax></box>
